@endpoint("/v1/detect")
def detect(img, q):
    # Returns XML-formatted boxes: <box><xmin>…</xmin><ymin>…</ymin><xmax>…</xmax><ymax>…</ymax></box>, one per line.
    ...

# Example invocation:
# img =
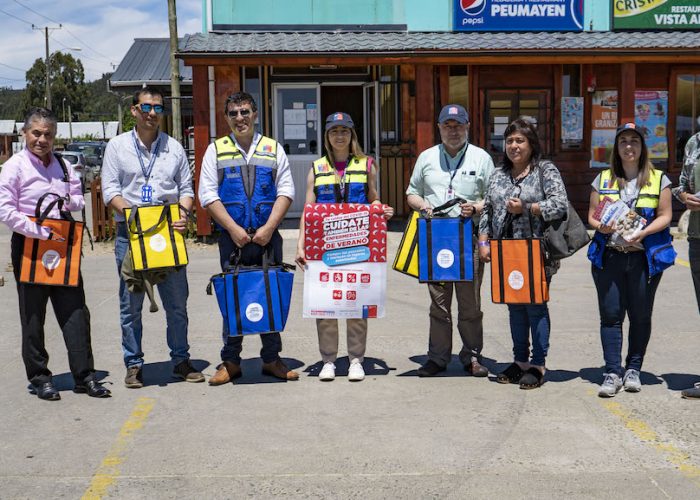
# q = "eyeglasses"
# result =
<box><xmin>138</xmin><ymin>103</ymin><xmax>164</xmax><ymax>114</ymax></box>
<box><xmin>227</xmin><ymin>109</ymin><xmax>252</xmax><ymax>118</ymax></box>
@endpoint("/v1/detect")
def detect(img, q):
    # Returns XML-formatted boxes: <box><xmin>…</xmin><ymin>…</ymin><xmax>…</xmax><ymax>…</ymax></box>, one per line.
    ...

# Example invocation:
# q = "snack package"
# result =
<box><xmin>592</xmin><ymin>196</ymin><xmax>614</xmax><ymax>222</ymax></box>
<box><xmin>599</xmin><ymin>200</ymin><xmax>647</xmax><ymax>242</ymax></box>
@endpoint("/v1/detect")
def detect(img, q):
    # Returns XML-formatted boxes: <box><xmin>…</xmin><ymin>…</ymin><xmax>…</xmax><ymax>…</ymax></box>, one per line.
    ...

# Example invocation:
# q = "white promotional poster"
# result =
<box><xmin>302</xmin><ymin>203</ymin><xmax>387</xmax><ymax>319</ymax></box>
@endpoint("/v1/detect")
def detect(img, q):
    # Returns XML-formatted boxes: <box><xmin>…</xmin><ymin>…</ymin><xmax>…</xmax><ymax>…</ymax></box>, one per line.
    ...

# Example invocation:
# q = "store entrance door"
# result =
<box><xmin>273</xmin><ymin>84</ymin><xmax>321</xmax><ymax>217</ymax></box>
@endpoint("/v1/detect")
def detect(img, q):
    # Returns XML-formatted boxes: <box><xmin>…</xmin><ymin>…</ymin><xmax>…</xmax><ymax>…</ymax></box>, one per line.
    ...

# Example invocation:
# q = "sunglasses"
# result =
<box><xmin>227</xmin><ymin>109</ymin><xmax>252</xmax><ymax>118</ymax></box>
<box><xmin>138</xmin><ymin>103</ymin><xmax>164</xmax><ymax>114</ymax></box>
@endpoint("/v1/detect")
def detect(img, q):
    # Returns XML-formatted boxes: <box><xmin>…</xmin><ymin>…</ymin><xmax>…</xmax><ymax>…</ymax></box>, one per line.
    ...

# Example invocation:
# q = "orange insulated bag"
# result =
<box><xmin>20</xmin><ymin>193</ymin><xmax>83</xmax><ymax>287</ymax></box>
<box><xmin>490</xmin><ymin>238</ymin><xmax>549</xmax><ymax>304</ymax></box>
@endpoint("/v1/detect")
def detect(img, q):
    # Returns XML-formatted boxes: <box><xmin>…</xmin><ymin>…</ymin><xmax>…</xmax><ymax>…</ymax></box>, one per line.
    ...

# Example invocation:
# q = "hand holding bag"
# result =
<box><xmin>124</xmin><ymin>203</ymin><xmax>188</xmax><ymax>271</ymax></box>
<box><xmin>20</xmin><ymin>192</ymin><xmax>84</xmax><ymax>287</ymax></box>
<box><xmin>208</xmin><ymin>247</ymin><xmax>295</xmax><ymax>336</ymax></box>
<box><xmin>490</xmin><ymin>212</ymin><xmax>549</xmax><ymax>304</ymax></box>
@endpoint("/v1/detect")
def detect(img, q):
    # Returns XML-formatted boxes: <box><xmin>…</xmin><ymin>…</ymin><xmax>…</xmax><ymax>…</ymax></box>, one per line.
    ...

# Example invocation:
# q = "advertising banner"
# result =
<box><xmin>302</xmin><ymin>203</ymin><xmax>387</xmax><ymax>319</ymax></box>
<box><xmin>454</xmin><ymin>0</ymin><xmax>584</xmax><ymax>32</ymax></box>
<box><xmin>634</xmin><ymin>91</ymin><xmax>669</xmax><ymax>160</ymax></box>
<box><xmin>561</xmin><ymin>97</ymin><xmax>584</xmax><ymax>143</ymax></box>
<box><xmin>590</xmin><ymin>91</ymin><xmax>618</xmax><ymax>169</ymax></box>
<box><xmin>613</xmin><ymin>0</ymin><xmax>700</xmax><ymax>30</ymax></box>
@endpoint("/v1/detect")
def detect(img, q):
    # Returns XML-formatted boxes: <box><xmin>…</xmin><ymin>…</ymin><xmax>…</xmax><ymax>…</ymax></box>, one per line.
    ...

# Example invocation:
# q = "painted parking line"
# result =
<box><xmin>676</xmin><ymin>257</ymin><xmax>690</xmax><ymax>268</ymax></box>
<box><xmin>81</xmin><ymin>397</ymin><xmax>155</xmax><ymax>500</ymax></box>
<box><xmin>599</xmin><ymin>399</ymin><xmax>700</xmax><ymax>489</ymax></box>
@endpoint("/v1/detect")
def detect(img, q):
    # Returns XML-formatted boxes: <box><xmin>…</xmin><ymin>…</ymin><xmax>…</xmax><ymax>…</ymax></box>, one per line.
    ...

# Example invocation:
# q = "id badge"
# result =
<box><xmin>141</xmin><ymin>185</ymin><xmax>153</xmax><ymax>203</ymax></box>
<box><xmin>446</xmin><ymin>187</ymin><xmax>455</xmax><ymax>200</ymax></box>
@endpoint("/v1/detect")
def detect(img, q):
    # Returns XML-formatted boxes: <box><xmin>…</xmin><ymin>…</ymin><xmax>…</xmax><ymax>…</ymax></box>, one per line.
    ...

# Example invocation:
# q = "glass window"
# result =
<box><xmin>562</xmin><ymin>65</ymin><xmax>581</xmax><ymax>97</ymax></box>
<box><xmin>379</xmin><ymin>65</ymin><xmax>399</xmax><ymax>143</ymax></box>
<box><xmin>243</xmin><ymin>66</ymin><xmax>263</xmax><ymax>133</ymax></box>
<box><xmin>449</xmin><ymin>66</ymin><xmax>469</xmax><ymax>110</ymax></box>
<box><xmin>676</xmin><ymin>74</ymin><xmax>700</xmax><ymax>162</ymax></box>
<box><xmin>274</xmin><ymin>86</ymin><xmax>320</xmax><ymax>156</ymax></box>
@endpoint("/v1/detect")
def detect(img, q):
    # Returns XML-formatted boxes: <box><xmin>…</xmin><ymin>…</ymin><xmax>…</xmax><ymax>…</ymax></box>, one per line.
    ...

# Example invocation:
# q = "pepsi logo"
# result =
<box><xmin>460</xmin><ymin>0</ymin><xmax>485</xmax><ymax>16</ymax></box>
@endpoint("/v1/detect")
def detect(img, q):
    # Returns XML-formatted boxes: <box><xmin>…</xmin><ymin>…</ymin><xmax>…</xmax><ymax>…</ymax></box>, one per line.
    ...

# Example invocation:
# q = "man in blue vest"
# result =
<box><xmin>199</xmin><ymin>92</ymin><xmax>297</xmax><ymax>384</ymax></box>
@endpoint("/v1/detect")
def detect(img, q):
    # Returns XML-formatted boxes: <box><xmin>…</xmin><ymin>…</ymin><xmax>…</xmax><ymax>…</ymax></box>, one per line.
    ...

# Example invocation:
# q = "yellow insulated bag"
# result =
<box><xmin>392</xmin><ymin>210</ymin><xmax>420</xmax><ymax>278</ymax></box>
<box><xmin>125</xmin><ymin>204</ymin><xmax>188</xmax><ymax>271</ymax></box>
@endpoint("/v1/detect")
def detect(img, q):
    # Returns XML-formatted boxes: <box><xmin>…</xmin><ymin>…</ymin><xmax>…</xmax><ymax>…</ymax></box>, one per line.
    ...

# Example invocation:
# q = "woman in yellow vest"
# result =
<box><xmin>295</xmin><ymin>112</ymin><xmax>393</xmax><ymax>381</ymax></box>
<box><xmin>587</xmin><ymin>122</ymin><xmax>675</xmax><ymax>398</ymax></box>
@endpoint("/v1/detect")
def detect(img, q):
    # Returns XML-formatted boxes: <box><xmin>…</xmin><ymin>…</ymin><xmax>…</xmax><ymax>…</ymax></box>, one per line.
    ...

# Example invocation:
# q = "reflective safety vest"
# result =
<box><xmin>588</xmin><ymin>167</ymin><xmax>676</xmax><ymax>277</ymax></box>
<box><xmin>216</xmin><ymin>135</ymin><xmax>278</xmax><ymax>231</ymax></box>
<box><xmin>312</xmin><ymin>156</ymin><xmax>370</xmax><ymax>204</ymax></box>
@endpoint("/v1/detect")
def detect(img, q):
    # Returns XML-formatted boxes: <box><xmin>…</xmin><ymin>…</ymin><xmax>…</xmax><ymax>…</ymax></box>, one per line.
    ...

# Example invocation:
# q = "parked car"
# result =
<box><xmin>58</xmin><ymin>151</ymin><xmax>87</xmax><ymax>183</ymax></box>
<box><xmin>66</xmin><ymin>141</ymin><xmax>107</xmax><ymax>169</ymax></box>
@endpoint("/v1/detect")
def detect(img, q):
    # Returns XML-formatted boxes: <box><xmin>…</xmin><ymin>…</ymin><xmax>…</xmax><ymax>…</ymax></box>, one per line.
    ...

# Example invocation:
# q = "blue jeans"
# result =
<box><xmin>217</xmin><ymin>231</ymin><xmax>283</xmax><ymax>365</ymax></box>
<box><xmin>591</xmin><ymin>249</ymin><xmax>662</xmax><ymax>377</ymax></box>
<box><xmin>689</xmin><ymin>238</ymin><xmax>700</xmax><ymax>314</ymax></box>
<box><xmin>115</xmin><ymin>223</ymin><xmax>191</xmax><ymax>368</ymax></box>
<box><xmin>507</xmin><ymin>303</ymin><xmax>550</xmax><ymax>367</ymax></box>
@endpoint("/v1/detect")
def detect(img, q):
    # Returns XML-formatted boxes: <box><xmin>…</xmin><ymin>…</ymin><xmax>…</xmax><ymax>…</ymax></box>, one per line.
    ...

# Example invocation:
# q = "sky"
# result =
<box><xmin>0</xmin><ymin>0</ymin><xmax>202</xmax><ymax>90</ymax></box>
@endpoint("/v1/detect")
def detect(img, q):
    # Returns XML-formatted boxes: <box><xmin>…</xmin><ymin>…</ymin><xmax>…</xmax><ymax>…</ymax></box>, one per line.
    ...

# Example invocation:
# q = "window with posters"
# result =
<box><xmin>590</xmin><ymin>91</ymin><xmax>618</xmax><ymax>168</ymax></box>
<box><xmin>634</xmin><ymin>91</ymin><xmax>668</xmax><ymax>163</ymax></box>
<box><xmin>675</xmin><ymin>73</ymin><xmax>700</xmax><ymax>163</ymax></box>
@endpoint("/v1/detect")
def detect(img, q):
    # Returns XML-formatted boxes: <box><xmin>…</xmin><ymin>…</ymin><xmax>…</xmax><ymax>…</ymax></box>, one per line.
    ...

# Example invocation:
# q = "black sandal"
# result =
<box><xmin>519</xmin><ymin>367</ymin><xmax>545</xmax><ymax>390</ymax></box>
<box><xmin>496</xmin><ymin>363</ymin><xmax>525</xmax><ymax>384</ymax></box>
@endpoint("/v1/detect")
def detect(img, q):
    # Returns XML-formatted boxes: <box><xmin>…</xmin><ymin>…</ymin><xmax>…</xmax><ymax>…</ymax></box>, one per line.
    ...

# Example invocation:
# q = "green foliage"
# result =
<box><xmin>0</xmin><ymin>87</ymin><xmax>24</xmax><ymax>120</ymax></box>
<box><xmin>21</xmin><ymin>52</ymin><xmax>87</xmax><ymax>116</ymax></box>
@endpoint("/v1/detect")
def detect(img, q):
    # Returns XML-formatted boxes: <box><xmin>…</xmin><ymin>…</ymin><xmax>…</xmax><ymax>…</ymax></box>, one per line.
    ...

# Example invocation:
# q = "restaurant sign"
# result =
<box><xmin>613</xmin><ymin>0</ymin><xmax>700</xmax><ymax>30</ymax></box>
<box><xmin>454</xmin><ymin>0</ymin><xmax>584</xmax><ymax>32</ymax></box>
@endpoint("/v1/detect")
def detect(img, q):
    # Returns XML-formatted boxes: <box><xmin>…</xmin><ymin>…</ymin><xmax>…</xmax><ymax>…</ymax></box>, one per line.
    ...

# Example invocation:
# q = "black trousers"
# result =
<box><xmin>11</xmin><ymin>233</ymin><xmax>95</xmax><ymax>386</ymax></box>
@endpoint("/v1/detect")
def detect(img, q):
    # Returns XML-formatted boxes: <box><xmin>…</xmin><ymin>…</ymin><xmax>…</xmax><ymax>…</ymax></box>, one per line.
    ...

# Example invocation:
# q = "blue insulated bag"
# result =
<box><xmin>208</xmin><ymin>252</ymin><xmax>294</xmax><ymax>336</ymax></box>
<box><xmin>417</xmin><ymin>199</ymin><xmax>474</xmax><ymax>282</ymax></box>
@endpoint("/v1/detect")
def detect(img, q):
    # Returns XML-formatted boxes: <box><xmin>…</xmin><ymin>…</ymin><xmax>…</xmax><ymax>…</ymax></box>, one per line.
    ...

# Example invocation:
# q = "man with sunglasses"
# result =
<box><xmin>406</xmin><ymin>104</ymin><xmax>495</xmax><ymax>377</ymax></box>
<box><xmin>199</xmin><ymin>91</ymin><xmax>297</xmax><ymax>385</ymax></box>
<box><xmin>102</xmin><ymin>86</ymin><xmax>203</xmax><ymax>388</ymax></box>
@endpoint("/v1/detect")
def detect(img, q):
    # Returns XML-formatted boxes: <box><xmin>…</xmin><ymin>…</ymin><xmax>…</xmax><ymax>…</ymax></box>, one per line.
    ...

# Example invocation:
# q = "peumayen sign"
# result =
<box><xmin>453</xmin><ymin>0</ymin><xmax>584</xmax><ymax>32</ymax></box>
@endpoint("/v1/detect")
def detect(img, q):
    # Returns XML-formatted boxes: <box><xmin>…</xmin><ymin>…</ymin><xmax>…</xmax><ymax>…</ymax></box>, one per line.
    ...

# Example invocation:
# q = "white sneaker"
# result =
<box><xmin>623</xmin><ymin>369</ymin><xmax>642</xmax><ymax>393</ymax></box>
<box><xmin>598</xmin><ymin>373</ymin><xmax>622</xmax><ymax>398</ymax></box>
<box><xmin>348</xmin><ymin>360</ymin><xmax>365</xmax><ymax>382</ymax></box>
<box><xmin>319</xmin><ymin>362</ymin><xmax>336</xmax><ymax>381</ymax></box>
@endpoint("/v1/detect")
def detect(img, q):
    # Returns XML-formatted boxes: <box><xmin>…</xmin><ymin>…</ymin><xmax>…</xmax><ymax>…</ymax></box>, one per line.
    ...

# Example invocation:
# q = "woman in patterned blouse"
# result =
<box><xmin>478</xmin><ymin>118</ymin><xmax>568</xmax><ymax>389</ymax></box>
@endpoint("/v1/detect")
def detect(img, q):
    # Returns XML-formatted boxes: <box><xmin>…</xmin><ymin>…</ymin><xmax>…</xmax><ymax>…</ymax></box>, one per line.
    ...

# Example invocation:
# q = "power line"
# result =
<box><xmin>0</xmin><ymin>75</ymin><xmax>26</xmax><ymax>82</ymax></box>
<box><xmin>49</xmin><ymin>34</ymin><xmax>111</xmax><ymax>65</ymax></box>
<box><xmin>13</xmin><ymin>0</ymin><xmax>111</xmax><ymax>61</ymax></box>
<box><xmin>12</xmin><ymin>0</ymin><xmax>60</xmax><ymax>24</ymax></box>
<box><xmin>0</xmin><ymin>7</ymin><xmax>33</xmax><ymax>25</ymax></box>
<box><xmin>0</xmin><ymin>62</ymin><xmax>27</xmax><ymax>72</ymax></box>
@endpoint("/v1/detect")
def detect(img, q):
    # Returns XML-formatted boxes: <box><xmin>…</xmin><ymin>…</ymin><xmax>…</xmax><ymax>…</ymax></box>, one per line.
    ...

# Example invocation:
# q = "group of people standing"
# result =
<box><xmin>0</xmin><ymin>87</ymin><xmax>698</xmax><ymax>401</ymax></box>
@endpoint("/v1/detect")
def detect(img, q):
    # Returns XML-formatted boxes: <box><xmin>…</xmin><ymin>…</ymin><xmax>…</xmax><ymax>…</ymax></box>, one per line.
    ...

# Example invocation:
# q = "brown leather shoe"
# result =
<box><xmin>208</xmin><ymin>361</ymin><xmax>242</xmax><ymax>386</ymax></box>
<box><xmin>465</xmin><ymin>360</ymin><xmax>489</xmax><ymax>377</ymax></box>
<box><xmin>262</xmin><ymin>359</ymin><xmax>299</xmax><ymax>381</ymax></box>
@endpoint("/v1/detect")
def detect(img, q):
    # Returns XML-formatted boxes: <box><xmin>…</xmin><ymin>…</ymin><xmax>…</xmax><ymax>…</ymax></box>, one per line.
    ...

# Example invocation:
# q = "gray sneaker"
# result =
<box><xmin>681</xmin><ymin>383</ymin><xmax>700</xmax><ymax>399</ymax></box>
<box><xmin>623</xmin><ymin>369</ymin><xmax>642</xmax><ymax>393</ymax></box>
<box><xmin>598</xmin><ymin>373</ymin><xmax>622</xmax><ymax>398</ymax></box>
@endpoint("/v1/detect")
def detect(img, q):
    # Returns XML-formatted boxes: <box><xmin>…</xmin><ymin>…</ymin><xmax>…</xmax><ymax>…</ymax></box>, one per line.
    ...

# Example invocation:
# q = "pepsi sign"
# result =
<box><xmin>454</xmin><ymin>0</ymin><xmax>584</xmax><ymax>32</ymax></box>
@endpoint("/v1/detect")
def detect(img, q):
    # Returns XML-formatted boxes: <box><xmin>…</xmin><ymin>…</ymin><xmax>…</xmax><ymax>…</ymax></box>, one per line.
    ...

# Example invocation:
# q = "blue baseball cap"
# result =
<box><xmin>325</xmin><ymin>112</ymin><xmax>354</xmax><ymax>131</ymax></box>
<box><xmin>438</xmin><ymin>104</ymin><xmax>469</xmax><ymax>124</ymax></box>
<box><xmin>615</xmin><ymin>122</ymin><xmax>645</xmax><ymax>144</ymax></box>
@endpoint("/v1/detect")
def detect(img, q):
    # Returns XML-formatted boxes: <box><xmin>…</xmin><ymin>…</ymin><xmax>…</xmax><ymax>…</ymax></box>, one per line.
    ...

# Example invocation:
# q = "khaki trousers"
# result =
<box><xmin>317</xmin><ymin>318</ymin><xmax>368</xmax><ymax>363</ymax></box>
<box><xmin>426</xmin><ymin>247</ymin><xmax>484</xmax><ymax>368</ymax></box>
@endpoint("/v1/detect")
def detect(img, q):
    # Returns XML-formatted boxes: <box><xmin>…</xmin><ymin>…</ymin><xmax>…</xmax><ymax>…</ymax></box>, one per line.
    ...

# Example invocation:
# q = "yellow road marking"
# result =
<box><xmin>81</xmin><ymin>397</ymin><xmax>155</xmax><ymax>499</ymax></box>
<box><xmin>676</xmin><ymin>258</ymin><xmax>690</xmax><ymax>268</ymax></box>
<box><xmin>601</xmin><ymin>400</ymin><xmax>700</xmax><ymax>488</ymax></box>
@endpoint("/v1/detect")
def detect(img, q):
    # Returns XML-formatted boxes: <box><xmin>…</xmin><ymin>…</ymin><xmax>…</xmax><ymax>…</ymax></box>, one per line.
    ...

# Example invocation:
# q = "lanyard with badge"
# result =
<box><xmin>132</xmin><ymin>130</ymin><xmax>161</xmax><ymax>203</ymax></box>
<box><xmin>443</xmin><ymin>145</ymin><xmax>468</xmax><ymax>200</ymax></box>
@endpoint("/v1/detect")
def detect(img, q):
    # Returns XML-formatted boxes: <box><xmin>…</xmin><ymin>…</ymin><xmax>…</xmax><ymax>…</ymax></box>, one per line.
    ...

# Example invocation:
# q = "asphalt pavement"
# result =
<box><xmin>0</xmin><ymin>193</ymin><xmax>699</xmax><ymax>499</ymax></box>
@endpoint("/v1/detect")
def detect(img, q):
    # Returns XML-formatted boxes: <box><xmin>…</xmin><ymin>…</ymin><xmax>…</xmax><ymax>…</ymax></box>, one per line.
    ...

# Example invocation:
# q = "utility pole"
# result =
<box><xmin>32</xmin><ymin>25</ymin><xmax>62</xmax><ymax>110</ymax></box>
<box><xmin>168</xmin><ymin>0</ymin><xmax>182</xmax><ymax>144</ymax></box>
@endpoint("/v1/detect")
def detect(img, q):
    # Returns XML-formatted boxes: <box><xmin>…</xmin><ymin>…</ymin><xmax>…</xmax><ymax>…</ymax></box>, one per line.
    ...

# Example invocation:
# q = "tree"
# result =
<box><xmin>21</xmin><ymin>52</ymin><xmax>88</xmax><ymax>117</ymax></box>
<box><xmin>0</xmin><ymin>87</ymin><xmax>24</xmax><ymax>120</ymax></box>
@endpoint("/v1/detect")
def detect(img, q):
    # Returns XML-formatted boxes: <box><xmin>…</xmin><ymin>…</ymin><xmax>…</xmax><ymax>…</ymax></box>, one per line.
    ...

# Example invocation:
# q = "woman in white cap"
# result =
<box><xmin>295</xmin><ymin>112</ymin><xmax>393</xmax><ymax>382</ymax></box>
<box><xmin>587</xmin><ymin>122</ymin><xmax>675</xmax><ymax>398</ymax></box>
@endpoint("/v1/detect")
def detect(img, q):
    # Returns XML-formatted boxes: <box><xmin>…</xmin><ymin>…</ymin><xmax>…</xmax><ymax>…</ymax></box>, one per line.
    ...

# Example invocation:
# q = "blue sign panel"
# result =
<box><xmin>454</xmin><ymin>0</ymin><xmax>584</xmax><ymax>32</ymax></box>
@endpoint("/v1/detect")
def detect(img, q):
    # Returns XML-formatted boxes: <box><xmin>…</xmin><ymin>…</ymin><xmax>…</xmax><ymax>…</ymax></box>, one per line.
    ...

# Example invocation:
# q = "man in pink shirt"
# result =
<box><xmin>0</xmin><ymin>107</ymin><xmax>110</xmax><ymax>401</ymax></box>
